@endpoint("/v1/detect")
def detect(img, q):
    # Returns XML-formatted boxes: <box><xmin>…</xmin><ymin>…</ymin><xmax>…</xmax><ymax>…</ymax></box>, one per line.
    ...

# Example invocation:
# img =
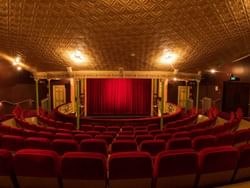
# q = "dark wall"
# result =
<box><xmin>0</xmin><ymin>62</ymin><xmax>36</xmax><ymax>114</ymax></box>
<box><xmin>222</xmin><ymin>81</ymin><xmax>250</xmax><ymax>116</ymax></box>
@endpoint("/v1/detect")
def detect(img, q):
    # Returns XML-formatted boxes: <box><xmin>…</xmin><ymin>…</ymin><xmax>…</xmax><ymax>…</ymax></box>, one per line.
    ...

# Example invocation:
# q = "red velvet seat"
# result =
<box><xmin>23</xmin><ymin>129</ymin><xmax>38</xmax><ymax>137</ymax></box>
<box><xmin>192</xmin><ymin>135</ymin><xmax>217</xmax><ymax>151</ymax></box>
<box><xmin>190</xmin><ymin>129</ymin><xmax>205</xmax><ymax>138</ymax></box>
<box><xmin>135</xmin><ymin>130</ymin><xmax>148</xmax><ymax>136</ymax></box>
<box><xmin>74</xmin><ymin>134</ymin><xmax>92</xmax><ymax>143</ymax></box>
<box><xmin>102</xmin><ymin>131</ymin><xmax>117</xmax><ymax>138</ymax></box>
<box><xmin>86</xmin><ymin>131</ymin><xmax>101</xmax><ymax>137</ymax></box>
<box><xmin>233</xmin><ymin>144</ymin><xmax>250</xmax><ymax>182</ymax></box>
<box><xmin>0</xmin><ymin>124</ymin><xmax>11</xmax><ymax>134</ymax></box>
<box><xmin>147</xmin><ymin>124</ymin><xmax>160</xmax><ymax>131</ymax></box>
<box><xmin>14</xmin><ymin>149</ymin><xmax>61</xmax><ymax>188</ymax></box>
<box><xmin>0</xmin><ymin>149</ymin><xmax>16</xmax><ymax>188</ymax></box>
<box><xmin>10</xmin><ymin>127</ymin><xmax>24</xmax><ymax>136</ymax></box>
<box><xmin>111</xmin><ymin>140</ymin><xmax>137</xmax><ymax>153</ymax></box>
<box><xmin>216</xmin><ymin>132</ymin><xmax>235</xmax><ymax>146</ymax></box>
<box><xmin>172</xmin><ymin>131</ymin><xmax>191</xmax><ymax>138</ymax></box>
<box><xmin>234</xmin><ymin>129</ymin><xmax>250</xmax><ymax>146</ymax></box>
<box><xmin>95</xmin><ymin>135</ymin><xmax>113</xmax><ymax>145</ymax></box>
<box><xmin>63</xmin><ymin>122</ymin><xmax>74</xmax><ymax>130</ymax></box>
<box><xmin>116</xmin><ymin>135</ymin><xmax>134</xmax><ymax>140</ymax></box>
<box><xmin>119</xmin><ymin>131</ymin><xmax>134</xmax><ymax>135</ymax></box>
<box><xmin>80</xmin><ymin>139</ymin><xmax>108</xmax><ymax>156</ymax></box>
<box><xmin>24</xmin><ymin>137</ymin><xmax>51</xmax><ymax>150</ymax></box>
<box><xmin>94</xmin><ymin>126</ymin><xmax>106</xmax><ymax>133</ymax></box>
<box><xmin>140</xmin><ymin>140</ymin><xmax>166</xmax><ymax>157</ymax></box>
<box><xmin>54</xmin><ymin>133</ymin><xmax>73</xmax><ymax>140</ymax></box>
<box><xmin>136</xmin><ymin>135</ymin><xmax>154</xmax><ymax>145</ymax></box>
<box><xmin>154</xmin><ymin>133</ymin><xmax>172</xmax><ymax>142</ymax></box>
<box><xmin>167</xmin><ymin>137</ymin><xmax>192</xmax><ymax>150</ymax></box>
<box><xmin>37</xmin><ymin>131</ymin><xmax>54</xmax><ymax>140</ymax></box>
<box><xmin>107</xmin><ymin>126</ymin><xmax>120</xmax><ymax>133</ymax></box>
<box><xmin>122</xmin><ymin>126</ymin><xmax>134</xmax><ymax>132</ymax></box>
<box><xmin>149</xmin><ymin>130</ymin><xmax>163</xmax><ymax>136</ymax></box>
<box><xmin>51</xmin><ymin>139</ymin><xmax>78</xmax><ymax>155</ymax></box>
<box><xmin>2</xmin><ymin>135</ymin><xmax>24</xmax><ymax>152</ymax></box>
<box><xmin>197</xmin><ymin>146</ymin><xmax>239</xmax><ymax>187</ymax></box>
<box><xmin>80</xmin><ymin>125</ymin><xmax>93</xmax><ymax>131</ymax></box>
<box><xmin>154</xmin><ymin>149</ymin><xmax>198</xmax><ymax>188</ymax></box>
<box><xmin>61</xmin><ymin>152</ymin><xmax>107</xmax><ymax>188</ymax></box>
<box><xmin>109</xmin><ymin>152</ymin><xmax>153</xmax><ymax>188</ymax></box>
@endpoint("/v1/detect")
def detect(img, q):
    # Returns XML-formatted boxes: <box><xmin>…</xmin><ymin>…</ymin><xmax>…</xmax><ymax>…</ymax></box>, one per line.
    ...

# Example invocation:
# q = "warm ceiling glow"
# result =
<box><xmin>17</xmin><ymin>66</ymin><xmax>22</xmax><ymax>71</ymax></box>
<box><xmin>210</xmin><ymin>69</ymin><xmax>216</xmax><ymax>74</ymax></box>
<box><xmin>12</xmin><ymin>56</ymin><xmax>20</xmax><ymax>66</ymax></box>
<box><xmin>160</xmin><ymin>52</ymin><xmax>178</xmax><ymax>64</ymax></box>
<box><xmin>173</xmin><ymin>77</ymin><xmax>177</xmax><ymax>81</ymax></box>
<box><xmin>69</xmin><ymin>50</ymin><xmax>87</xmax><ymax>64</ymax></box>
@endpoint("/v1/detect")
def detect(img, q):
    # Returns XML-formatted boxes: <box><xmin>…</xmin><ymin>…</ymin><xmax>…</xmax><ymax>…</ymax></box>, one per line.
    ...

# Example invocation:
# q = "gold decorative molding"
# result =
<box><xmin>34</xmin><ymin>70</ymin><xmax>201</xmax><ymax>80</ymax></box>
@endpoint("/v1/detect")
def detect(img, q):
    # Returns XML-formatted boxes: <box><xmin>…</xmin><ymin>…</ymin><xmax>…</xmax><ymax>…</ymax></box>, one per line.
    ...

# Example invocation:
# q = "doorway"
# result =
<box><xmin>53</xmin><ymin>85</ymin><xmax>66</xmax><ymax>109</ymax></box>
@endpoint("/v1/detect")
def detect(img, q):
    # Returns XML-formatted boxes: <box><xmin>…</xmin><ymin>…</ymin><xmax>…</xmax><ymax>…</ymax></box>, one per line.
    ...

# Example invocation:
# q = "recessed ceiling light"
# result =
<box><xmin>17</xmin><ymin>66</ymin><xmax>22</xmax><ymax>71</ymax></box>
<box><xmin>12</xmin><ymin>56</ymin><xmax>20</xmax><ymax>66</ymax></box>
<box><xmin>173</xmin><ymin>77</ymin><xmax>177</xmax><ymax>81</ymax></box>
<box><xmin>130</xmin><ymin>53</ymin><xmax>136</xmax><ymax>57</ymax></box>
<box><xmin>69</xmin><ymin>50</ymin><xmax>86</xmax><ymax>64</ymax></box>
<box><xmin>160</xmin><ymin>52</ymin><xmax>178</xmax><ymax>64</ymax></box>
<box><xmin>210</xmin><ymin>69</ymin><xmax>216</xmax><ymax>74</ymax></box>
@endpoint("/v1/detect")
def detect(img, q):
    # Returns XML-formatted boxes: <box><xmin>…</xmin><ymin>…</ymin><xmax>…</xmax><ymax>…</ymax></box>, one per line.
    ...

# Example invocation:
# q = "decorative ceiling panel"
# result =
<box><xmin>0</xmin><ymin>0</ymin><xmax>249</xmax><ymax>72</ymax></box>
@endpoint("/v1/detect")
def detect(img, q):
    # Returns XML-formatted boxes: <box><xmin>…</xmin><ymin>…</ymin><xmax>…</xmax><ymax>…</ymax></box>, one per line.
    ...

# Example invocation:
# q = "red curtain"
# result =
<box><xmin>87</xmin><ymin>79</ymin><xmax>151</xmax><ymax>115</ymax></box>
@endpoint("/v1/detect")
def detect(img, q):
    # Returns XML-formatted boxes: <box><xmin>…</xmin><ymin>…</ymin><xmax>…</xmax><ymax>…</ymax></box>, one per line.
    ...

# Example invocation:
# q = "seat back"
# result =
<box><xmin>140</xmin><ymin>140</ymin><xmax>166</xmax><ymax>156</ymax></box>
<box><xmin>198</xmin><ymin>146</ymin><xmax>239</xmax><ymax>187</ymax></box>
<box><xmin>95</xmin><ymin>135</ymin><xmax>113</xmax><ymax>145</ymax></box>
<box><xmin>234</xmin><ymin>129</ymin><xmax>250</xmax><ymax>146</ymax></box>
<box><xmin>109</xmin><ymin>152</ymin><xmax>153</xmax><ymax>188</ymax></box>
<box><xmin>0</xmin><ymin>149</ymin><xmax>16</xmax><ymax>188</ymax></box>
<box><xmin>61</xmin><ymin>152</ymin><xmax>107</xmax><ymax>188</ymax></box>
<box><xmin>51</xmin><ymin>139</ymin><xmax>78</xmax><ymax>155</ymax></box>
<box><xmin>2</xmin><ymin>135</ymin><xmax>24</xmax><ymax>152</ymax></box>
<box><xmin>216</xmin><ymin>132</ymin><xmax>234</xmax><ymax>146</ymax></box>
<box><xmin>80</xmin><ymin>139</ymin><xmax>107</xmax><ymax>156</ymax></box>
<box><xmin>74</xmin><ymin>134</ymin><xmax>92</xmax><ymax>143</ymax></box>
<box><xmin>192</xmin><ymin>135</ymin><xmax>216</xmax><ymax>151</ymax></box>
<box><xmin>14</xmin><ymin>149</ymin><xmax>61</xmax><ymax>188</ymax></box>
<box><xmin>54</xmin><ymin>133</ymin><xmax>73</xmax><ymax>140</ymax></box>
<box><xmin>111</xmin><ymin>140</ymin><xmax>137</xmax><ymax>153</ymax></box>
<box><xmin>136</xmin><ymin>135</ymin><xmax>154</xmax><ymax>145</ymax></box>
<box><xmin>154</xmin><ymin>149</ymin><xmax>198</xmax><ymax>188</ymax></box>
<box><xmin>167</xmin><ymin>137</ymin><xmax>192</xmax><ymax>150</ymax></box>
<box><xmin>154</xmin><ymin>133</ymin><xmax>172</xmax><ymax>142</ymax></box>
<box><xmin>25</xmin><ymin>137</ymin><xmax>51</xmax><ymax>149</ymax></box>
<box><xmin>234</xmin><ymin>144</ymin><xmax>250</xmax><ymax>182</ymax></box>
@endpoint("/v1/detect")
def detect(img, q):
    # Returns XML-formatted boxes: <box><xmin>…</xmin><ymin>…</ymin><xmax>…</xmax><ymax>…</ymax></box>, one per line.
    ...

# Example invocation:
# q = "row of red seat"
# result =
<box><xmin>1</xmin><ymin>144</ymin><xmax>250</xmax><ymax>188</ymax></box>
<box><xmin>1</xmin><ymin>127</ymin><xmax>250</xmax><ymax>156</ymax></box>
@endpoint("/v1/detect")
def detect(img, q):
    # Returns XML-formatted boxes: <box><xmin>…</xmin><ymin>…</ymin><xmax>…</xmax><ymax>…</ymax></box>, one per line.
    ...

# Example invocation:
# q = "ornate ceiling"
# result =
<box><xmin>0</xmin><ymin>0</ymin><xmax>249</xmax><ymax>73</ymax></box>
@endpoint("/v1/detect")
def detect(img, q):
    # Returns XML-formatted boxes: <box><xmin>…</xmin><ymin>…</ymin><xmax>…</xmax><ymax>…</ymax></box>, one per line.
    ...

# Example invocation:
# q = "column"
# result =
<box><xmin>160</xmin><ymin>79</ymin><xmax>164</xmax><ymax>130</ymax></box>
<box><xmin>35</xmin><ymin>79</ymin><xmax>39</xmax><ymax>115</ymax></box>
<box><xmin>76</xmin><ymin>79</ymin><xmax>80</xmax><ymax>130</ymax></box>
<box><xmin>185</xmin><ymin>80</ymin><xmax>189</xmax><ymax>112</ymax></box>
<box><xmin>150</xmin><ymin>79</ymin><xmax>154</xmax><ymax>116</ymax></box>
<box><xmin>47</xmin><ymin>79</ymin><xmax>51</xmax><ymax>113</ymax></box>
<box><xmin>84</xmin><ymin>78</ymin><xmax>87</xmax><ymax>117</ymax></box>
<box><xmin>196</xmin><ymin>80</ymin><xmax>200</xmax><ymax>112</ymax></box>
<box><xmin>70</xmin><ymin>78</ymin><xmax>75</xmax><ymax>113</ymax></box>
<box><xmin>163</xmin><ymin>79</ymin><xmax>168</xmax><ymax>112</ymax></box>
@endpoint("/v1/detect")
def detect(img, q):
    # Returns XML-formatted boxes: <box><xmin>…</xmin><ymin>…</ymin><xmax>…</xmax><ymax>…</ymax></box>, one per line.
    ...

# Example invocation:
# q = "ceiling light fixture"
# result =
<box><xmin>70</xmin><ymin>50</ymin><xmax>86</xmax><ymax>64</ymax></box>
<box><xmin>12</xmin><ymin>56</ymin><xmax>20</xmax><ymax>66</ymax></box>
<box><xmin>210</xmin><ymin>69</ymin><xmax>216</xmax><ymax>74</ymax></box>
<box><xmin>17</xmin><ymin>66</ymin><xmax>22</xmax><ymax>71</ymax></box>
<box><xmin>160</xmin><ymin>51</ymin><xmax>178</xmax><ymax>65</ymax></box>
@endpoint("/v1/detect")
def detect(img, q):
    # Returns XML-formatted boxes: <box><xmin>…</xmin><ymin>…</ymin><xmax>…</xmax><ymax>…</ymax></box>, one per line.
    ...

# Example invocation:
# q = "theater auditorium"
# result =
<box><xmin>0</xmin><ymin>0</ymin><xmax>250</xmax><ymax>188</ymax></box>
